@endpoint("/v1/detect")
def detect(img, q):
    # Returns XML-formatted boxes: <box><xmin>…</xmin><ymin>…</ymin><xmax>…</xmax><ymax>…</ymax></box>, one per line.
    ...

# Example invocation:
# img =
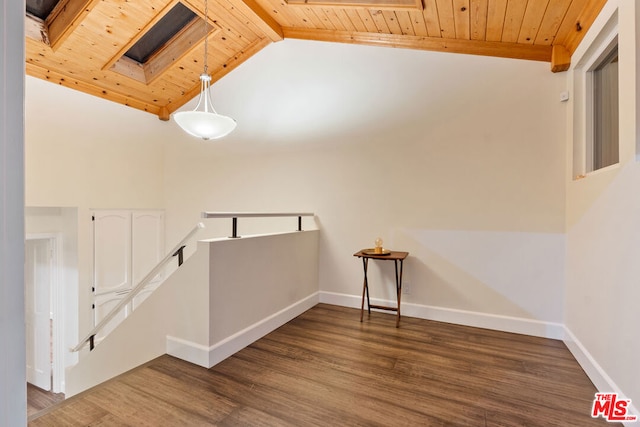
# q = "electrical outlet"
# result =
<box><xmin>402</xmin><ymin>281</ymin><xmax>411</xmax><ymax>295</ymax></box>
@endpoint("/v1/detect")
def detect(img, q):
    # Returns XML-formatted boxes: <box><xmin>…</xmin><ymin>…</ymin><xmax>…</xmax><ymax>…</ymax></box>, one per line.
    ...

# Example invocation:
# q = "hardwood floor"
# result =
<box><xmin>30</xmin><ymin>304</ymin><xmax>618</xmax><ymax>426</ymax></box>
<box><xmin>27</xmin><ymin>383</ymin><xmax>64</xmax><ymax>418</ymax></box>
<box><xmin>27</xmin><ymin>318</ymin><xmax>65</xmax><ymax>419</ymax></box>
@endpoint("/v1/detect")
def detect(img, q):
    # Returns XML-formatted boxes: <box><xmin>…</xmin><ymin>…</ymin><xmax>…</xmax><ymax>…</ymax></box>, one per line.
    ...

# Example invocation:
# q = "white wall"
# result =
<box><xmin>25</xmin><ymin>76</ymin><xmax>167</xmax><ymax>339</ymax></box>
<box><xmin>565</xmin><ymin>0</ymin><xmax>640</xmax><ymax>410</ymax></box>
<box><xmin>25</xmin><ymin>77</ymin><xmax>165</xmax><ymax>210</ymax></box>
<box><xmin>164</xmin><ymin>40</ymin><xmax>568</xmax><ymax>333</ymax></box>
<box><xmin>0</xmin><ymin>0</ymin><xmax>26</xmax><ymax>424</ymax></box>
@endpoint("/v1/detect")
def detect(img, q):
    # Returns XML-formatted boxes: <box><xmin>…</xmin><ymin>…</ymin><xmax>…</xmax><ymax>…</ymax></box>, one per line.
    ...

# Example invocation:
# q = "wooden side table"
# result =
<box><xmin>354</xmin><ymin>249</ymin><xmax>409</xmax><ymax>327</ymax></box>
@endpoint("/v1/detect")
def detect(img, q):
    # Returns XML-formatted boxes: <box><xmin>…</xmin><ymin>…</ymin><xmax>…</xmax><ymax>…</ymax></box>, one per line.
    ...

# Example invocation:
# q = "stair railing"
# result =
<box><xmin>201</xmin><ymin>212</ymin><xmax>314</xmax><ymax>238</ymax></box>
<box><xmin>71</xmin><ymin>222</ymin><xmax>205</xmax><ymax>352</ymax></box>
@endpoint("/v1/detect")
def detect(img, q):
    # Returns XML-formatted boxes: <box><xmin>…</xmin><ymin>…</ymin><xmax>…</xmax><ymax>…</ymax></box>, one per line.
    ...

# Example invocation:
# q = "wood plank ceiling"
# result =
<box><xmin>25</xmin><ymin>0</ymin><xmax>608</xmax><ymax>121</ymax></box>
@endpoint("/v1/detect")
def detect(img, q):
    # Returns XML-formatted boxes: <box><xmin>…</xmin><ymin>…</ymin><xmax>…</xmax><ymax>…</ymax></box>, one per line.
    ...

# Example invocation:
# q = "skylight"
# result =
<box><xmin>26</xmin><ymin>0</ymin><xmax>60</xmax><ymax>20</ymax></box>
<box><xmin>124</xmin><ymin>2</ymin><xmax>198</xmax><ymax>64</ymax></box>
<box><xmin>107</xmin><ymin>2</ymin><xmax>218</xmax><ymax>86</ymax></box>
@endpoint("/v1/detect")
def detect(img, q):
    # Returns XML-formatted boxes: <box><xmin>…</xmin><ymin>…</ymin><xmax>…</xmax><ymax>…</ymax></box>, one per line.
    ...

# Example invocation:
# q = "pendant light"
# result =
<box><xmin>174</xmin><ymin>0</ymin><xmax>236</xmax><ymax>140</ymax></box>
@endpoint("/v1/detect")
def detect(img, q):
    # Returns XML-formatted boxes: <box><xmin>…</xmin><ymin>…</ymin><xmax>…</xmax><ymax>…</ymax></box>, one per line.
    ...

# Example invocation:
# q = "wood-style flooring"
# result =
<box><xmin>30</xmin><ymin>304</ymin><xmax>618</xmax><ymax>426</ymax></box>
<box><xmin>27</xmin><ymin>383</ymin><xmax>64</xmax><ymax>418</ymax></box>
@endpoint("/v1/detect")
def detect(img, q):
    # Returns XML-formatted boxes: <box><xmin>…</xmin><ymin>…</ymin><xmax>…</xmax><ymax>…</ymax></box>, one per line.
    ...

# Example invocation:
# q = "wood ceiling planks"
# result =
<box><xmin>470</xmin><ymin>0</ymin><xmax>489</xmax><ymax>41</ymax></box>
<box><xmin>535</xmin><ymin>0</ymin><xmax>573</xmax><ymax>45</ymax></box>
<box><xmin>25</xmin><ymin>0</ymin><xmax>608</xmax><ymax>119</ymax></box>
<box><xmin>501</xmin><ymin>1</ymin><xmax>528</xmax><ymax>43</ymax></box>
<box><xmin>517</xmin><ymin>0</ymin><xmax>549</xmax><ymax>44</ymax></box>
<box><xmin>485</xmin><ymin>0</ymin><xmax>508</xmax><ymax>41</ymax></box>
<box><xmin>452</xmin><ymin>0</ymin><xmax>471</xmax><ymax>40</ymax></box>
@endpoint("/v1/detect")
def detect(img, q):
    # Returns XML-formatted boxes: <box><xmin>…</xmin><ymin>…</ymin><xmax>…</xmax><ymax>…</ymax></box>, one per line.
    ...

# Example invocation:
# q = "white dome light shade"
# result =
<box><xmin>174</xmin><ymin>110</ymin><xmax>236</xmax><ymax>140</ymax></box>
<box><xmin>174</xmin><ymin>0</ymin><xmax>236</xmax><ymax>141</ymax></box>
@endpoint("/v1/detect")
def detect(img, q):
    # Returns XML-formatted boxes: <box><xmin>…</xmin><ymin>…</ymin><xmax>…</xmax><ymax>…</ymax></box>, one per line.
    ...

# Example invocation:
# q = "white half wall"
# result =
<box><xmin>207</xmin><ymin>230</ymin><xmax>319</xmax><ymax>365</ymax></box>
<box><xmin>169</xmin><ymin>230</ymin><xmax>320</xmax><ymax>367</ymax></box>
<box><xmin>208</xmin><ymin>231</ymin><xmax>319</xmax><ymax>342</ymax></box>
<box><xmin>66</xmin><ymin>230</ymin><xmax>319</xmax><ymax>396</ymax></box>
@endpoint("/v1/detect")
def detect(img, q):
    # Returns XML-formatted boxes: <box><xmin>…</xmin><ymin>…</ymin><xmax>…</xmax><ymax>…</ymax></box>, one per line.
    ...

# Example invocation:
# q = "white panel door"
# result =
<box><xmin>132</xmin><ymin>211</ymin><xmax>164</xmax><ymax>310</ymax></box>
<box><xmin>93</xmin><ymin>292</ymin><xmax>130</xmax><ymax>343</ymax></box>
<box><xmin>25</xmin><ymin>239</ymin><xmax>52</xmax><ymax>391</ymax></box>
<box><xmin>132</xmin><ymin>211</ymin><xmax>164</xmax><ymax>286</ymax></box>
<box><xmin>93</xmin><ymin>211</ymin><xmax>131</xmax><ymax>295</ymax></box>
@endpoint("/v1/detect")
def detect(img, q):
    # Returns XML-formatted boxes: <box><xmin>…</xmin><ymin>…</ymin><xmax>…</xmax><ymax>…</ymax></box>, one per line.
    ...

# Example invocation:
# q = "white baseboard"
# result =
<box><xmin>167</xmin><ymin>292</ymin><xmax>320</xmax><ymax>369</ymax></box>
<box><xmin>563</xmin><ymin>327</ymin><xmax>639</xmax><ymax>426</ymax></box>
<box><xmin>319</xmin><ymin>291</ymin><xmax>565</xmax><ymax>340</ymax></box>
<box><xmin>166</xmin><ymin>335</ymin><xmax>211</xmax><ymax>368</ymax></box>
<box><xmin>207</xmin><ymin>292</ymin><xmax>319</xmax><ymax>367</ymax></box>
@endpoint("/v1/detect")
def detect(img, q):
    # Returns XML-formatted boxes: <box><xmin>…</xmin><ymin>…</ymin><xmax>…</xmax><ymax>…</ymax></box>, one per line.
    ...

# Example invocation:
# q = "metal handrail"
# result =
<box><xmin>201</xmin><ymin>212</ymin><xmax>314</xmax><ymax>238</ymax></box>
<box><xmin>201</xmin><ymin>212</ymin><xmax>315</xmax><ymax>218</ymax></box>
<box><xmin>72</xmin><ymin>222</ymin><xmax>205</xmax><ymax>352</ymax></box>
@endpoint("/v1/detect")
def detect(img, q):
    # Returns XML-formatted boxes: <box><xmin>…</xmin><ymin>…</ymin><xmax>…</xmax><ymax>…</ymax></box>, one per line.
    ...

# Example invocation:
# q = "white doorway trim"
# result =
<box><xmin>26</xmin><ymin>233</ymin><xmax>65</xmax><ymax>393</ymax></box>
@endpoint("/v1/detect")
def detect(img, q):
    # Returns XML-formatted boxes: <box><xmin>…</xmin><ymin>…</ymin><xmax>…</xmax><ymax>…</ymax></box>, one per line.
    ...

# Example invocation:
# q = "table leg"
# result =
<box><xmin>360</xmin><ymin>257</ymin><xmax>370</xmax><ymax>322</ymax></box>
<box><xmin>395</xmin><ymin>259</ymin><xmax>404</xmax><ymax>328</ymax></box>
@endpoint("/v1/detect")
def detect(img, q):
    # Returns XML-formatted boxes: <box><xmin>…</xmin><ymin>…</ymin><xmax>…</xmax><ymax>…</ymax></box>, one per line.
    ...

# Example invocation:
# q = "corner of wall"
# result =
<box><xmin>563</xmin><ymin>326</ymin><xmax>639</xmax><ymax>425</ymax></box>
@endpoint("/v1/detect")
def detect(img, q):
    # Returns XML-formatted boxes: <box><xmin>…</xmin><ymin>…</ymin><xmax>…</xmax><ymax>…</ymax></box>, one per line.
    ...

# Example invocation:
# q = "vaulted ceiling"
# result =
<box><xmin>25</xmin><ymin>0</ymin><xmax>608</xmax><ymax>121</ymax></box>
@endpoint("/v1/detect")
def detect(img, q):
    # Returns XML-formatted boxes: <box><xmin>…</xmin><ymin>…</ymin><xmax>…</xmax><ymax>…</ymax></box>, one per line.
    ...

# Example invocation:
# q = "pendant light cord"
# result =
<box><xmin>203</xmin><ymin>0</ymin><xmax>208</xmax><ymax>75</ymax></box>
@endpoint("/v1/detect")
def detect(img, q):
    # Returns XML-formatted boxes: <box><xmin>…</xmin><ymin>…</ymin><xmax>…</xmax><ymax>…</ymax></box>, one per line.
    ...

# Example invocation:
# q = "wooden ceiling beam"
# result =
<box><xmin>181</xmin><ymin>0</ymin><xmax>283</xmax><ymax>42</ymax></box>
<box><xmin>102</xmin><ymin>0</ymin><xmax>182</xmax><ymax>73</ymax></box>
<box><xmin>551</xmin><ymin>44</ymin><xmax>571</xmax><ymax>72</ymax></box>
<box><xmin>286</xmin><ymin>0</ymin><xmax>422</xmax><ymax>11</ymax></box>
<box><xmin>24</xmin><ymin>0</ymin><xmax>607</xmax><ymax>118</ymax></box>
<box><xmin>283</xmin><ymin>27</ymin><xmax>553</xmax><ymax>62</ymax></box>
<box><xmin>558</xmin><ymin>0</ymin><xmax>609</xmax><ymax>55</ymax></box>
<box><xmin>46</xmin><ymin>0</ymin><xmax>101</xmax><ymax>51</ymax></box>
<box><xmin>233</xmin><ymin>0</ymin><xmax>284</xmax><ymax>41</ymax></box>
<box><xmin>26</xmin><ymin>63</ymin><xmax>164</xmax><ymax>117</ymax></box>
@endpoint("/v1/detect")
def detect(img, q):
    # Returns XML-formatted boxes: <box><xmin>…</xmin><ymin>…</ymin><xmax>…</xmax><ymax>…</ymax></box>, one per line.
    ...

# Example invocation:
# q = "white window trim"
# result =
<box><xmin>572</xmin><ymin>10</ymin><xmax>619</xmax><ymax>179</ymax></box>
<box><xmin>587</xmin><ymin>37</ymin><xmax>619</xmax><ymax>172</ymax></box>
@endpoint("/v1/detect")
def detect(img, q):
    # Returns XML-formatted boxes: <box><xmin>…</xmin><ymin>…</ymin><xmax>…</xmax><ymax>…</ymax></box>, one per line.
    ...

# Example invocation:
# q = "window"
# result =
<box><xmin>589</xmin><ymin>42</ymin><xmax>619</xmax><ymax>172</ymax></box>
<box><xmin>571</xmin><ymin>11</ymin><xmax>618</xmax><ymax>179</ymax></box>
<box><xmin>106</xmin><ymin>2</ymin><xmax>218</xmax><ymax>85</ymax></box>
<box><xmin>124</xmin><ymin>3</ymin><xmax>197</xmax><ymax>64</ymax></box>
<box><xmin>26</xmin><ymin>0</ymin><xmax>59</xmax><ymax>20</ymax></box>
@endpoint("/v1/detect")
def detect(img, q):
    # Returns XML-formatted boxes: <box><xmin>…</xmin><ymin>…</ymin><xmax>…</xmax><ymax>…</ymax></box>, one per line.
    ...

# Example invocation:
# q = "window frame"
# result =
<box><xmin>571</xmin><ymin>11</ymin><xmax>619</xmax><ymax>179</ymax></box>
<box><xmin>586</xmin><ymin>38</ymin><xmax>619</xmax><ymax>173</ymax></box>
